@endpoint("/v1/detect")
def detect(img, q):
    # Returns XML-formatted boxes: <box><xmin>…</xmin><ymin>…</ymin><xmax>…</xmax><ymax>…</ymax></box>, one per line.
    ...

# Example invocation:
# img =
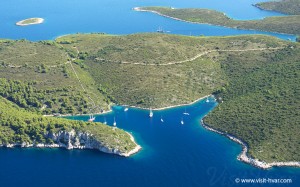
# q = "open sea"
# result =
<box><xmin>0</xmin><ymin>0</ymin><xmax>296</xmax><ymax>41</ymax></box>
<box><xmin>0</xmin><ymin>0</ymin><xmax>299</xmax><ymax>186</ymax></box>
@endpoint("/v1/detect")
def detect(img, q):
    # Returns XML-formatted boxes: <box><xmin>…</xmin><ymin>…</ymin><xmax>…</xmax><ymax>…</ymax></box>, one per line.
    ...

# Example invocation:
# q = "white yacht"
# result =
<box><xmin>181</xmin><ymin>118</ymin><xmax>184</xmax><ymax>125</ymax></box>
<box><xmin>113</xmin><ymin>117</ymin><xmax>117</xmax><ymax>127</ymax></box>
<box><xmin>88</xmin><ymin>114</ymin><xmax>95</xmax><ymax>122</ymax></box>
<box><xmin>160</xmin><ymin>116</ymin><xmax>164</xmax><ymax>123</ymax></box>
<box><xmin>183</xmin><ymin>108</ymin><xmax>190</xmax><ymax>115</ymax></box>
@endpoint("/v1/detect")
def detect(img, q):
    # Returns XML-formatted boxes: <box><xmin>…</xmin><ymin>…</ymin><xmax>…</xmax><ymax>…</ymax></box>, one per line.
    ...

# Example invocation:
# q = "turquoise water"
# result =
<box><xmin>0</xmin><ymin>0</ymin><xmax>295</xmax><ymax>41</ymax></box>
<box><xmin>0</xmin><ymin>98</ymin><xmax>299</xmax><ymax>187</ymax></box>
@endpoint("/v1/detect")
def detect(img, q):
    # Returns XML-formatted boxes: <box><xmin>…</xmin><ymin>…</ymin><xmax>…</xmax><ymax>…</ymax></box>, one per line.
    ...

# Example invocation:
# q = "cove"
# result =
<box><xmin>0</xmin><ymin>98</ymin><xmax>299</xmax><ymax>187</ymax></box>
<box><xmin>0</xmin><ymin>0</ymin><xmax>295</xmax><ymax>41</ymax></box>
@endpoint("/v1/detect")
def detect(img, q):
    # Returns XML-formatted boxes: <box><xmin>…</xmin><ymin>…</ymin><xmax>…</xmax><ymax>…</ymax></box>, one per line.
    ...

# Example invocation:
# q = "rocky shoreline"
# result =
<box><xmin>133</xmin><ymin>7</ymin><xmax>198</xmax><ymax>24</ymax></box>
<box><xmin>0</xmin><ymin>129</ymin><xmax>141</xmax><ymax>157</ymax></box>
<box><xmin>123</xmin><ymin>95</ymin><xmax>212</xmax><ymax>111</ymax></box>
<box><xmin>200</xmin><ymin>119</ymin><xmax>300</xmax><ymax>169</ymax></box>
<box><xmin>123</xmin><ymin>132</ymin><xmax>142</xmax><ymax>157</ymax></box>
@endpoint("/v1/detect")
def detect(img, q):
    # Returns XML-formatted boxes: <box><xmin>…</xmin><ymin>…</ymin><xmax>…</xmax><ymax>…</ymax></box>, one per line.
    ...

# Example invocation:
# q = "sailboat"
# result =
<box><xmin>149</xmin><ymin>108</ymin><xmax>153</xmax><ymax>118</ymax></box>
<box><xmin>157</xmin><ymin>26</ymin><xmax>164</xmax><ymax>33</ymax></box>
<box><xmin>183</xmin><ymin>108</ymin><xmax>190</xmax><ymax>115</ymax></box>
<box><xmin>206</xmin><ymin>97</ymin><xmax>210</xmax><ymax>103</ymax></box>
<box><xmin>160</xmin><ymin>115</ymin><xmax>164</xmax><ymax>123</ymax></box>
<box><xmin>157</xmin><ymin>26</ymin><xmax>170</xmax><ymax>33</ymax></box>
<box><xmin>103</xmin><ymin>117</ymin><xmax>107</xmax><ymax>125</ymax></box>
<box><xmin>180</xmin><ymin>118</ymin><xmax>184</xmax><ymax>125</ymax></box>
<box><xmin>113</xmin><ymin>117</ymin><xmax>117</xmax><ymax>127</ymax></box>
<box><xmin>124</xmin><ymin>107</ymin><xmax>129</xmax><ymax>112</ymax></box>
<box><xmin>88</xmin><ymin>114</ymin><xmax>95</xmax><ymax>122</ymax></box>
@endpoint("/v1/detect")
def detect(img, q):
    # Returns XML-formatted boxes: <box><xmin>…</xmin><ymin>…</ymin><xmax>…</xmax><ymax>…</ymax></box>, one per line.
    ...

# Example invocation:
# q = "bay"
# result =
<box><xmin>0</xmin><ymin>98</ymin><xmax>299</xmax><ymax>187</ymax></box>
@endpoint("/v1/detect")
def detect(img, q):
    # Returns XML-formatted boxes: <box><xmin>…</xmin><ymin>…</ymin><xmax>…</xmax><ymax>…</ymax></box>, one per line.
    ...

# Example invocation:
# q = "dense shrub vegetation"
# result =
<box><xmin>205</xmin><ymin>46</ymin><xmax>300</xmax><ymax>162</ymax></box>
<box><xmin>0</xmin><ymin>40</ymin><xmax>110</xmax><ymax>115</ymax></box>
<box><xmin>57</xmin><ymin>34</ymin><xmax>286</xmax><ymax>108</ymax></box>
<box><xmin>0</xmin><ymin>97</ymin><xmax>136</xmax><ymax>152</ymax></box>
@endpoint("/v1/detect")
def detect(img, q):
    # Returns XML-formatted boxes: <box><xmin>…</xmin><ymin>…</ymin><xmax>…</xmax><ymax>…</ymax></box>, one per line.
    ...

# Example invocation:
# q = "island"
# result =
<box><xmin>133</xmin><ymin>7</ymin><xmax>300</xmax><ymax>35</ymax></box>
<box><xmin>0</xmin><ymin>33</ymin><xmax>299</xmax><ymax>168</ymax></box>
<box><xmin>16</xmin><ymin>18</ymin><xmax>44</xmax><ymax>26</ymax></box>
<box><xmin>255</xmin><ymin>0</ymin><xmax>300</xmax><ymax>15</ymax></box>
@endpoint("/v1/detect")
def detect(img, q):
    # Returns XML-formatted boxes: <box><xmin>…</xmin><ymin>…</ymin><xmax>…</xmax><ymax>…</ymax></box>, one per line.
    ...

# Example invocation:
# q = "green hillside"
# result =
<box><xmin>0</xmin><ymin>97</ymin><xmax>136</xmax><ymax>153</ymax></box>
<box><xmin>57</xmin><ymin>33</ymin><xmax>287</xmax><ymax>108</ymax></box>
<box><xmin>0</xmin><ymin>40</ymin><xmax>109</xmax><ymax>115</ymax></box>
<box><xmin>0</xmin><ymin>33</ymin><xmax>299</xmax><ymax>162</ymax></box>
<box><xmin>204</xmin><ymin>45</ymin><xmax>300</xmax><ymax>162</ymax></box>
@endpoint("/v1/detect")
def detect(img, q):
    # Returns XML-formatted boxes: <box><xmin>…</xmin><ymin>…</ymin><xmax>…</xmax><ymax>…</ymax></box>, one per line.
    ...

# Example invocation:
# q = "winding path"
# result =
<box><xmin>3</xmin><ymin>45</ymin><xmax>284</xmax><ymax>114</ymax></box>
<box><xmin>120</xmin><ymin>47</ymin><xmax>284</xmax><ymax>66</ymax></box>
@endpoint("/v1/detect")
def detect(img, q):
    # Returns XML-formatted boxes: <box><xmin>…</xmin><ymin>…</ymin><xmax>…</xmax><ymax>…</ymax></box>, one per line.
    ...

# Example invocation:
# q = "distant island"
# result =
<box><xmin>16</xmin><ymin>18</ymin><xmax>44</xmax><ymax>26</ymax></box>
<box><xmin>255</xmin><ymin>0</ymin><xmax>300</xmax><ymax>15</ymax></box>
<box><xmin>134</xmin><ymin>7</ymin><xmax>300</xmax><ymax>35</ymax></box>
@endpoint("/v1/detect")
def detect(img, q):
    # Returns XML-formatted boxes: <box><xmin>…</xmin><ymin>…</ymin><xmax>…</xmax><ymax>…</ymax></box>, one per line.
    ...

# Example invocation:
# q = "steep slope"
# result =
<box><xmin>0</xmin><ymin>40</ymin><xmax>109</xmax><ymax>115</ymax></box>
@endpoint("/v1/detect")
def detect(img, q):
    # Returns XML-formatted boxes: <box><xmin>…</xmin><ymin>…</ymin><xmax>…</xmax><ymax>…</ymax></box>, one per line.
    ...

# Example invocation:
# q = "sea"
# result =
<box><xmin>0</xmin><ymin>0</ymin><xmax>299</xmax><ymax>186</ymax></box>
<box><xmin>0</xmin><ymin>0</ymin><xmax>296</xmax><ymax>41</ymax></box>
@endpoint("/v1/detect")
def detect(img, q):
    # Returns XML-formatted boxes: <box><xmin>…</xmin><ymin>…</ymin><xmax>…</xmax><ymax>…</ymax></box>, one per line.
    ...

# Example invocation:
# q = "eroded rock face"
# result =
<box><xmin>1</xmin><ymin>130</ymin><xmax>117</xmax><ymax>154</ymax></box>
<box><xmin>44</xmin><ymin>130</ymin><xmax>113</xmax><ymax>152</ymax></box>
<box><xmin>1</xmin><ymin>129</ymin><xmax>141</xmax><ymax>157</ymax></box>
<box><xmin>46</xmin><ymin>130</ymin><xmax>89</xmax><ymax>149</ymax></box>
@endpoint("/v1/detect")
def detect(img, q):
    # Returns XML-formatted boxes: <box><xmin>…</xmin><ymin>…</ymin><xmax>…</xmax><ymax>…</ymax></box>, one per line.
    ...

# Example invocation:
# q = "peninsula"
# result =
<box><xmin>255</xmin><ymin>0</ymin><xmax>300</xmax><ymax>15</ymax></box>
<box><xmin>16</xmin><ymin>18</ymin><xmax>44</xmax><ymax>26</ymax></box>
<box><xmin>134</xmin><ymin>7</ymin><xmax>300</xmax><ymax>35</ymax></box>
<box><xmin>0</xmin><ymin>97</ymin><xmax>141</xmax><ymax>157</ymax></box>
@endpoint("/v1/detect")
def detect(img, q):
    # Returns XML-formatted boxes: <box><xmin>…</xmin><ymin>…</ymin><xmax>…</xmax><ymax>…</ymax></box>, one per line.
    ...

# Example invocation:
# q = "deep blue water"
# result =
<box><xmin>0</xmin><ymin>0</ymin><xmax>295</xmax><ymax>41</ymax></box>
<box><xmin>0</xmin><ymin>98</ymin><xmax>299</xmax><ymax>187</ymax></box>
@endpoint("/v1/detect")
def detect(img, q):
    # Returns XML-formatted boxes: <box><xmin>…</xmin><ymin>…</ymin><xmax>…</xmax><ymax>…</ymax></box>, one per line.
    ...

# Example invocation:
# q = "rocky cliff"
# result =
<box><xmin>0</xmin><ymin>129</ymin><xmax>141</xmax><ymax>157</ymax></box>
